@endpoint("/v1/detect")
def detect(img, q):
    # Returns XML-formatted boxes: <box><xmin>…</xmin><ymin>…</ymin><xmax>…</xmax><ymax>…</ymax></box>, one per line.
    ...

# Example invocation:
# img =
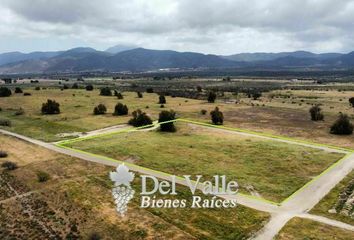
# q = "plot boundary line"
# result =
<box><xmin>55</xmin><ymin>118</ymin><xmax>352</xmax><ymax>206</ymax></box>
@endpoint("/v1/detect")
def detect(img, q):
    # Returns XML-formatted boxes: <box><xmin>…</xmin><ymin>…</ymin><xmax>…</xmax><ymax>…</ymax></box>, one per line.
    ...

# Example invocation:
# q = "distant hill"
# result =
<box><xmin>222</xmin><ymin>51</ymin><xmax>343</xmax><ymax>62</ymax></box>
<box><xmin>0</xmin><ymin>51</ymin><xmax>62</xmax><ymax>66</ymax></box>
<box><xmin>0</xmin><ymin>47</ymin><xmax>353</xmax><ymax>74</ymax></box>
<box><xmin>0</xmin><ymin>48</ymin><xmax>240</xmax><ymax>74</ymax></box>
<box><xmin>105</xmin><ymin>44</ymin><xmax>138</xmax><ymax>54</ymax></box>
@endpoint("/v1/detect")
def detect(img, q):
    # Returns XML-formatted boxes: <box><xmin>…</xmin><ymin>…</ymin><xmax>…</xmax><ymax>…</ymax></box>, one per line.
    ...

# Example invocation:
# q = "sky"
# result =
<box><xmin>0</xmin><ymin>0</ymin><xmax>354</xmax><ymax>55</ymax></box>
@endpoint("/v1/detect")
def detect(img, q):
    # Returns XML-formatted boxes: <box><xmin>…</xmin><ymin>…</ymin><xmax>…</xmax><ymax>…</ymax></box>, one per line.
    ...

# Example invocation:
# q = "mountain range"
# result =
<box><xmin>0</xmin><ymin>45</ymin><xmax>353</xmax><ymax>74</ymax></box>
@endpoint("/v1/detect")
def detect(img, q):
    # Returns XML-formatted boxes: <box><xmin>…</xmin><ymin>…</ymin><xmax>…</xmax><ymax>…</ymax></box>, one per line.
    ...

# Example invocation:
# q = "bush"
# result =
<box><xmin>72</xmin><ymin>83</ymin><xmax>79</xmax><ymax>89</ymax></box>
<box><xmin>14</xmin><ymin>87</ymin><xmax>23</xmax><ymax>93</ymax></box>
<box><xmin>146</xmin><ymin>88</ymin><xmax>154</xmax><ymax>93</ymax></box>
<box><xmin>23</xmin><ymin>92</ymin><xmax>31</xmax><ymax>96</ymax></box>
<box><xmin>116</xmin><ymin>92</ymin><xmax>124</xmax><ymax>99</ymax></box>
<box><xmin>93</xmin><ymin>104</ymin><xmax>107</xmax><ymax>115</ymax></box>
<box><xmin>159</xmin><ymin>95</ymin><xmax>166</xmax><ymax>104</ymax></box>
<box><xmin>0</xmin><ymin>119</ymin><xmax>11</xmax><ymax>127</ymax></box>
<box><xmin>158</xmin><ymin>110</ymin><xmax>176</xmax><ymax>132</ymax></box>
<box><xmin>86</xmin><ymin>84</ymin><xmax>94</xmax><ymax>91</ymax></box>
<box><xmin>252</xmin><ymin>92</ymin><xmax>262</xmax><ymax>100</ymax></box>
<box><xmin>349</xmin><ymin>97</ymin><xmax>354</xmax><ymax>108</ymax></box>
<box><xmin>137</xmin><ymin>91</ymin><xmax>143</xmax><ymax>98</ymax></box>
<box><xmin>210</xmin><ymin>107</ymin><xmax>224</xmax><ymax>125</ymax></box>
<box><xmin>128</xmin><ymin>109</ymin><xmax>153</xmax><ymax>127</ymax></box>
<box><xmin>201</xmin><ymin>109</ymin><xmax>207</xmax><ymax>115</ymax></box>
<box><xmin>62</xmin><ymin>85</ymin><xmax>69</xmax><ymax>90</ymax></box>
<box><xmin>37</xmin><ymin>171</ymin><xmax>50</xmax><ymax>182</ymax></box>
<box><xmin>100</xmin><ymin>87</ymin><xmax>112</xmax><ymax>96</ymax></box>
<box><xmin>330</xmin><ymin>113</ymin><xmax>353</xmax><ymax>135</ymax></box>
<box><xmin>1</xmin><ymin>161</ymin><xmax>18</xmax><ymax>170</ymax></box>
<box><xmin>0</xmin><ymin>87</ymin><xmax>12</xmax><ymax>97</ymax></box>
<box><xmin>309</xmin><ymin>105</ymin><xmax>324</xmax><ymax>121</ymax></box>
<box><xmin>0</xmin><ymin>151</ymin><xmax>8</xmax><ymax>158</ymax></box>
<box><xmin>113</xmin><ymin>103</ymin><xmax>128</xmax><ymax>116</ymax></box>
<box><xmin>41</xmin><ymin>99</ymin><xmax>60</xmax><ymax>114</ymax></box>
<box><xmin>14</xmin><ymin>108</ymin><xmax>25</xmax><ymax>116</ymax></box>
<box><xmin>35</xmin><ymin>86</ymin><xmax>41</xmax><ymax>90</ymax></box>
<box><xmin>207</xmin><ymin>91</ymin><xmax>217</xmax><ymax>103</ymax></box>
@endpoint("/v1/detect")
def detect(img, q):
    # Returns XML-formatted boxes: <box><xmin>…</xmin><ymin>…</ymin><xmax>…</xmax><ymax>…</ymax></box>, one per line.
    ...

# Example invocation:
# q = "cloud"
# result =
<box><xmin>1</xmin><ymin>0</ymin><xmax>354</xmax><ymax>54</ymax></box>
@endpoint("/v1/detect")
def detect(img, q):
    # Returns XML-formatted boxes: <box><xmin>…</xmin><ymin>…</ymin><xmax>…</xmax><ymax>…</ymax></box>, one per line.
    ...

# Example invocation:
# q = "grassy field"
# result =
<box><xmin>275</xmin><ymin>217</ymin><xmax>354</xmax><ymax>240</ymax></box>
<box><xmin>65</xmin><ymin>122</ymin><xmax>344</xmax><ymax>202</ymax></box>
<box><xmin>1</xmin><ymin>87</ymin><xmax>353</xmax><ymax>148</ymax></box>
<box><xmin>310</xmin><ymin>170</ymin><xmax>354</xmax><ymax>226</ymax></box>
<box><xmin>0</xmin><ymin>133</ymin><xmax>269</xmax><ymax>239</ymax></box>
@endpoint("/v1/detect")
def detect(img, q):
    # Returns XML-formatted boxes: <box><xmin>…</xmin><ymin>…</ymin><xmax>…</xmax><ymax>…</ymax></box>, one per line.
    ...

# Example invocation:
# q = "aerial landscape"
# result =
<box><xmin>0</xmin><ymin>1</ymin><xmax>354</xmax><ymax>240</ymax></box>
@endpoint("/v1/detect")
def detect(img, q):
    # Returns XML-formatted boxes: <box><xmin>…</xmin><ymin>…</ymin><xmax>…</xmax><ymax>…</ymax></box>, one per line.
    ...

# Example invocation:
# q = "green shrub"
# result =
<box><xmin>128</xmin><ymin>109</ymin><xmax>152</xmax><ymax>127</ymax></box>
<box><xmin>35</xmin><ymin>86</ymin><xmax>41</xmax><ymax>90</ymax></box>
<box><xmin>207</xmin><ymin>91</ymin><xmax>217</xmax><ymax>103</ymax></box>
<box><xmin>0</xmin><ymin>119</ymin><xmax>11</xmax><ymax>127</ymax></box>
<box><xmin>158</xmin><ymin>110</ymin><xmax>176</xmax><ymax>132</ymax></box>
<box><xmin>137</xmin><ymin>91</ymin><xmax>143</xmax><ymax>98</ymax></box>
<box><xmin>201</xmin><ymin>109</ymin><xmax>207</xmax><ymax>115</ymax></box>
<box><xmin>146</xmin><ymin>88</ymin><xmax>154</xmax><ymax>93</ymax></box>
<box><xmin>1</xmin><ymin>161</ymin><xmax>18</xmax><ymax>170</ymax></box>
<box><xmin>0</xmin><ymin>87</ymin><xmax>12</xmax><ymax>97</ymax></box>
<box><xmin>349</xmin><ymin>97</ymin><xmax>354</xmax><ymax>108</ymax></box>
<box><xmin>210</xmin><ymin>107</ymin><xmax>224</xmax><ymax>125</ymax></box>
<box><xmin>93</xmin><ymin>104</ymin><xmax>107</xmax><ymax>115</ymax></box>
<box><xmin>0</xmin><ymin>151</ymin><xmax>8</xmax><ymax>158</ymax></box>
<box><xmin>37</xmin><ymin>171</ymin><xmax>50</xmax><ymax>182</ymax></box>
<box><xmin>41</xmin><ymin>99</ymin><xmax>60</xmax><ymax>114</ymax></box>
<box><xmin>23</xmin><ymin>92</ymin><xmax>31</xmax><ymax>96</ymax></box>
<box><xmin>86</xmin><ymin>85</ymin><xmax>94</xmax><ymax>91</ymax></box>
<box><xmin>116</xmin><ymin>92</ymin><xmax>124</xmax><ymax>99</ymax></box>
<box><xmin>113</xmin><ymin>103</ymin><xmax>128</xmax><ymax>116</ymax></box>
<box><xmin>159</xmin><ymin>95</ymin><xmax>166</xmax><ymax>104</ymax></box>
<box><xmin>100</xmin><ymin>87</ymin><xmax>112</xmax><ymax>96</ymax></box>
<box><xmin>14</xmin><ymin>87</ymin><xmax>23</xmax><ymax>93</ymax></box>
<box><xmin>309</xmin><ymin>105</ymin><xmax>324</xmax><ymax>121</ymax></box>
<box><xmin>330</xmin><ymin>113</ymin><xmax>353</xmax><ymax>135</ymax></box>
<box><xmin>72</xmin><ymin>83</ymin><xmax>79</xmax><ymax>89</ymax></box>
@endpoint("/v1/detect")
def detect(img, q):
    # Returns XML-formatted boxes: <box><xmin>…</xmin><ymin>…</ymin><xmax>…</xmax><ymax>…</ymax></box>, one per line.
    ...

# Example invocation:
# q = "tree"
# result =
<box><xmin>159</xmin><ymin>95</ymin><xmax>166</xmax><ymax>104</ymax></box>
<box><xmin>207</xmin><ymin>91</ymin><xmax>217</xmax><ymax>103</ymax></box>
<box><xmin>116</xmin><ymin>92</ymin><xmax>124</xmax><ymax>99</ymax></box>
<box><xmin>72</xmin><ymin>83</ymin><xmax>79</xmax><ymax>89</ymax></box>
<box><xmin>252</xmin><ymin>92</ymin><xmax>262</xmax><ymax>100</ymax></box>
<box><xmin>86</xmin><ymin>85</ymin><xmax>94</xmax><ymax>91</ymax></box>
<box><xmin>330</xmin><ymin>113</ymin><xmax>353</xmax><ymax>135</ymax></box>
<box><xmin>93</xmin><ymin>104</ymin><xmax>107</xmax><ymax>115</ymax></box>
<box><xmin>210</xmin><ymin>107</ymin><xmax>223</xmax><ymax>125</ymax></box>
<box><xmin>0</xmin><ymin>87</ymin><xmax>11</xmax><ymax>97</ymax></box>
<box><xmin>196</xmin><ymin>86</ymin><xmax>202</xmax><ymax>92</ymax></box>
<box><xmin>158</xmin><ymin>110</ymin><xmax>176</xmax><ymax>132</ymax></box>
<box><xmin>128</xmin><ymin>109</ymin><xmax>153</xmax><ymax>127</ymax></box>
<box><xmin>146</xmin><ymin>88</ymin><xmax>154</xmax><ymax>93</ymax></box>
<box><xmin>41</xmin><ymin>99</ymin><xmax>60</xmax><ymax>114</ymax></box>
<box><xmin>14</xmin><ymin>87</ymin><xmax>23</xmax><ymax>93</ymax></box>
<box><xmin>100</xmin><ymin>87</ymin><xmax>112</xmax><ymax>96</ymax></box>
<box><xmin>113</xmin><ymin>103</ymin><xmax>128</xmax><ymax>116</ymax></box>
<box><xmin>137</xmin><ymin>91</ymin><xmax>143</xmax><ymax>98</ymax></box>
<box><xmin>309</xmin><ymin>105</ymin><xmax>324</xmax><ymax>121</ymax></box>
<box><xmin>349</xmin><ymin>97</ymin><xmax>354</xmax><ymax>108</ymax></box>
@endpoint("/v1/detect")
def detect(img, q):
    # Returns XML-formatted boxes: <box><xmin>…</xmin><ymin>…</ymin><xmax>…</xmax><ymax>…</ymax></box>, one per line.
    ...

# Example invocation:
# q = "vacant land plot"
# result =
<box><xmin>275</xmin><ymin>217</ymin><xmax>354</xmax><ymax>240</ymax></box>
<box><xmin>65</xmin><ymin>122</ymin><xmax>344</xmax><ymax>202</ymax></box>
<box><xmin>311</xmin><ymin>170</ymin><xmax>354</xmax><ymax>226</ymax></box>
<box><xmin>0</xmin><ymin>89</ymin><xmax>202</xmax><ymax>141</ymax></box>
<box><xmin>0</xmin><ymin>134</ymin><xmax>269</xmax><ymax>239</ymax></box>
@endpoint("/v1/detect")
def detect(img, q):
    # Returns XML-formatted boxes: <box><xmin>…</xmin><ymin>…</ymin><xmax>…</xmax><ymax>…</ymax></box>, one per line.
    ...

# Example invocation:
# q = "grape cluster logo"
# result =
<box><xmin>110</xmin><ymin>164</ymin><xmax>135</xmax><ymax>216</ymax></box>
